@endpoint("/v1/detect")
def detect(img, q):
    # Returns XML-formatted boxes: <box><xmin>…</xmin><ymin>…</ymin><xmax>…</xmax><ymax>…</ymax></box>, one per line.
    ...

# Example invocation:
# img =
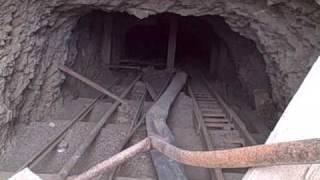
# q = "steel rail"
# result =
<box><xmin>58</xmin><ymin>74</ymin><xmax>142</xmax><ymax>179</ymax></box>
<box><xmin>18</xmin><ymin>95</ymin><xmax>103</xmax><ymax>171</ymax></box>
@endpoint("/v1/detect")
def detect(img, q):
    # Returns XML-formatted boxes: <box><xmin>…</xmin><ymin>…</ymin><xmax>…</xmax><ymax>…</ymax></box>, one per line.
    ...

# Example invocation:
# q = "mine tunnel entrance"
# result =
<box><xmin>64</xmin><ymin>10</ymin><xmax>273</xmax><ymax>112</ymax></box>
<box><xmin>63</xmin><ymin>10</ymin><xmax>275</xmax><ymax>130</ymax></box>
<box><xmin>0</xmin><ymin>9</ymin><xmax>279</xmax><ymax>180</ymax></box>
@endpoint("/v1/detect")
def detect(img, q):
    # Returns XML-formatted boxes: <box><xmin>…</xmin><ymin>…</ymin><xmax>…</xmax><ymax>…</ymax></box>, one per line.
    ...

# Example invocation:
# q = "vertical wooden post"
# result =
<box><xmin>167</xmin><ymin>16</ymin><xmax>178</xmax><ymax>70</ymax></box>
<box><xmin>102</xmin><ymin>15</ymin><xmax>113</xmax><ymax>65</ymax></box>
<box><xmin>209</xmin><ymin>41</ymin><xmax>218</xmax><ymax>75</ymax></box>
<box><xmin>111</xmin><ymin>21</ymin><xmax>122</xmax><ymax>65</ymax></box>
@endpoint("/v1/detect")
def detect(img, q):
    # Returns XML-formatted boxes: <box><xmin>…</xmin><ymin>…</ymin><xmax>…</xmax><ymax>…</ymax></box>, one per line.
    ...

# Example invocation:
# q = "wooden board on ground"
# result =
<box><xmin>146</xmin><ymin>72</ymin><xmax>188</xmax><ymax>180</ymax></box>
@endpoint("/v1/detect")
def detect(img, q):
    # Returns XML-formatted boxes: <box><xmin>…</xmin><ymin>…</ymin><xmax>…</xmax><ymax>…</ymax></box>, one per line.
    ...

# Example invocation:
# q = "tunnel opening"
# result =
<box><xmin>59</xmin><ymin>10</ymin><xmax>277</xmax><ymax>134</ymax></box>
<box><xmin>62</xmin><ymin>11</ymin><xmax>275</xmax><ymax>128</ymax></box>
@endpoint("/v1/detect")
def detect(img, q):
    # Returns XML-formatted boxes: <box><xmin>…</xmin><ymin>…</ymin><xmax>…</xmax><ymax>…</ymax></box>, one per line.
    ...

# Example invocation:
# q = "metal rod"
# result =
<box><xmin>18</xmin><ymin>95</ymin><xmax>102</xmax><ymax>171</ymax></box>
<box><xmin>72</xmin><ymin>137</ymin><xmax>320</xmax><ymax>180</ymax></box>
<box><xmin>58</xmin><ymin>65</ymin><xmax>127</xmax><ymax>105</ymax></box>
<box><xmin>58</xmin><ymin>74</ymin><xmax>142</xmax><ymax>179</ymax></box>
<box><xmin>70</xmin><ymin>138</ymin><xmax>151</xmax><ymax>180</ymax></box>
<box><xmin>151</xmin><ymin>137</ymin><xmax>320</xmax><ymax>168</ymax></box>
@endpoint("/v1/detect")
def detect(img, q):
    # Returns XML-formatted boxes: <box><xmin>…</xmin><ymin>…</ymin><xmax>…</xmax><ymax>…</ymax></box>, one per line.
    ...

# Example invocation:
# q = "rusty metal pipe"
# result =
<box><xmin>72</xmin><ymin>137</ymin><xmax>320</xmax><ymax>180</ymax></box>
<box><xmin>70</xmin><ymin>138</ymin><xmax>151</xmax><ymax>180</ymax></box>
<box><xmin>59</xmin><ymin>74</ymin><xmax>142</xmax><ymax>179</ymax></box>
<box><xmin>151</xmin><ymin>137</ymin><xmax>320</xmax><ymax>168</ymax></box>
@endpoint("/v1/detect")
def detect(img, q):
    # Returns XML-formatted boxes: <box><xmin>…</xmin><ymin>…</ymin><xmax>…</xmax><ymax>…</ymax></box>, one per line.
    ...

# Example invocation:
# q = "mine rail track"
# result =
<box><xmin>187</xmin><ymin>71</ymin><xmax>257</xmax><ymax>180</ymax></box>
<box><xmin>5</xmin><ymin>68</ymin><xmax>319</xmax><ymax>180</ymax></box>
<box><xmin>13</xmin><ymin>68</ymin><xmax>143</xmax><ymax>178</ymax></box>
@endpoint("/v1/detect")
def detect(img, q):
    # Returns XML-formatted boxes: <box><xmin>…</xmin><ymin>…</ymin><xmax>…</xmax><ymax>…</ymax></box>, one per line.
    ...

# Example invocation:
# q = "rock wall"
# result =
<box><xmin>205</xmin><ymin>16</ymin><xmax>271</xmax><ymax>107</ymax></box>
<box><xmin>62</xmin><ymin>11</ymin><xmax>115</xmax><ymax>98</ymax></box>
<box><xmin>0</xmin><ymin>0</ymin><xmax>319</xmax><ymax>151</ymax></box>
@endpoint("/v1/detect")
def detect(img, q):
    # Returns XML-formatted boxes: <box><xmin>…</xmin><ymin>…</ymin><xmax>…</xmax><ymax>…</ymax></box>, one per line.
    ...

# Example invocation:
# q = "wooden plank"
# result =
<box><xmin>119</xmin><ymin>59</ymin><xmax>165</xmax><ymax>67</ymax></box>
<box><xmin>58</xmin><ymin>65</ymin><xmax>127</xmax><ymax>105</ymax></box>
<box><xmin>146</xmin><ymin>72</ymin><xmax>188</xmax><ymax>180</ymax></box>
<box><xmin>166</xmin><ymin>16</ymin><xmax>178</xmax><ymax>70</ymax></box>
<box><xmin>203</xmin><ymin>112</ymin><xmax>226</xmax><ymax>118</ymax></box>
<box><xmin>199</xmin><ymin>101</ymin><xmax>219</xmax><ymax>105</ymax></box>
<box><xmin>195</xmin><ymin>97</ymin><xmax>217</xmax><ymax>101</ymax></box>
<box><xmin>201</xmin><ymin>109</ymin><xmax>224</xmax><ymax>113</ymax></box>
<box><xmin>101</xmin><ymin>15</ymin><xmax>113</xmax><ymax>65</ymax></box>
<box><xmin>58</xmin><ymin>74</ymin><xmax>142</xmax><ymax>179</ymax></box>
<box><xmin>145</xmin><ymin>82</ymin><xmax>157</xmax><ymax>101</ymax></box>
<box><xmin>107</xmin><ymin>65</ymin><xmax>141</xmax><ymax>70</ymax></box>
<box><xmin>204</xmin><ymin>118</ymin><xmax>229</xmax><ymax>123</ymax></box>
<box><xmin>206</xmin><ymin>123</ymin><xmax>234</xmax><ymax>130</ymax></box>
<box><xmin>199</xmin><ymin>102</ymin><xmax>221</xmax><ymax>109</ymax></box>
<box><xmin>188</xmin><ymin>85</ymin><xmax>225</xmax><ymax>180</ymax></box>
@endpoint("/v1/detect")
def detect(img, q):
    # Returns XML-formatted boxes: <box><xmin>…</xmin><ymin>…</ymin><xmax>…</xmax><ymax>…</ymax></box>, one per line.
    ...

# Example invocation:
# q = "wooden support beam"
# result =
<box><xmin>58</xmin><ymin>65</ymin><xmax>126</xmax><ymax>105</ymax></box>
<box><xmin>119</xmin><ymin>59</ymin><xmax>165</xmax><ymax>67</ymax></box>
<box><xmin>209</xmin><ymin>41</ymin><xmax>218</xmax><ymax>75</ymax></box>
<box><xmin>106</xmin><ymin>64</ymin><xmax>142</xmax><ymax>70</ymax></box>
<box><xmin>166</xmin><ymin>16</ymin><xmax>178</xmax><ymax>70</ymax></box>
<box><xmin>146</xmin><ymin>72</ymin><xmax>188</xmax><ymax>180</ymax></box>
<box><xmin>101</xmin><ymin>15</ymin><xmax>113</xmax><ymax>65</ymax></box>
<box><xmin>58</xmin><ymin>74</ymin><xmax>142</xmax><ymax>180</ymax></box>
<box><xmin>145</xmin><ymin>82</ymin><xmax>157</xmax><ymax>101</ymax></box>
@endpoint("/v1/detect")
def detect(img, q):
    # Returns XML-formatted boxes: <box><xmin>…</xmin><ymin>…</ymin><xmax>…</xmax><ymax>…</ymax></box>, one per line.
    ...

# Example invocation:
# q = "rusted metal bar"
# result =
<box><xmin>151</xmin><ymin>137</ymin><xmax>320</xmax><ymax>168</ymax></box>
<box><xmin>70</xmin><ymin>138</ymin><xmax>151</xmax><ymax>180</ymax></box>
<box><xmin>18</xmin><ymin>95</ymin><xmax>103</xmax><ymax>171</ymax></box>
<box><xmin>71</xmin><ymin>137</ymin><xmax>320</xmax><ymax>180</ymax></box>
<box><xmin>146</xmin><ymin>72</ymin><xmax>188</xmax><ymax>180</ymax></box>
<box><xmin>188</xmin><ymin>84</ymin><xmax>224</xmax><ymax>180</ymax></box>
<box><xmin>58</xmin><ymin>65</ymin><xmax>127</xmax><ymax>105</ymax></box>
<box><xmin>58</xmin><ymin>74</ymin><xmax>142</xmax><ymax>180</ymax></box>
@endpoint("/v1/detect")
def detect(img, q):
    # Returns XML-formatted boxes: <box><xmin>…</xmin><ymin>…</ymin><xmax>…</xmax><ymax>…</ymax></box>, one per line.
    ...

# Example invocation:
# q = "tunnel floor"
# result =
<box><xmin>0</xmin><ymin>67</ymin><xmax>270</xmax><ymax>180</ymax></box>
